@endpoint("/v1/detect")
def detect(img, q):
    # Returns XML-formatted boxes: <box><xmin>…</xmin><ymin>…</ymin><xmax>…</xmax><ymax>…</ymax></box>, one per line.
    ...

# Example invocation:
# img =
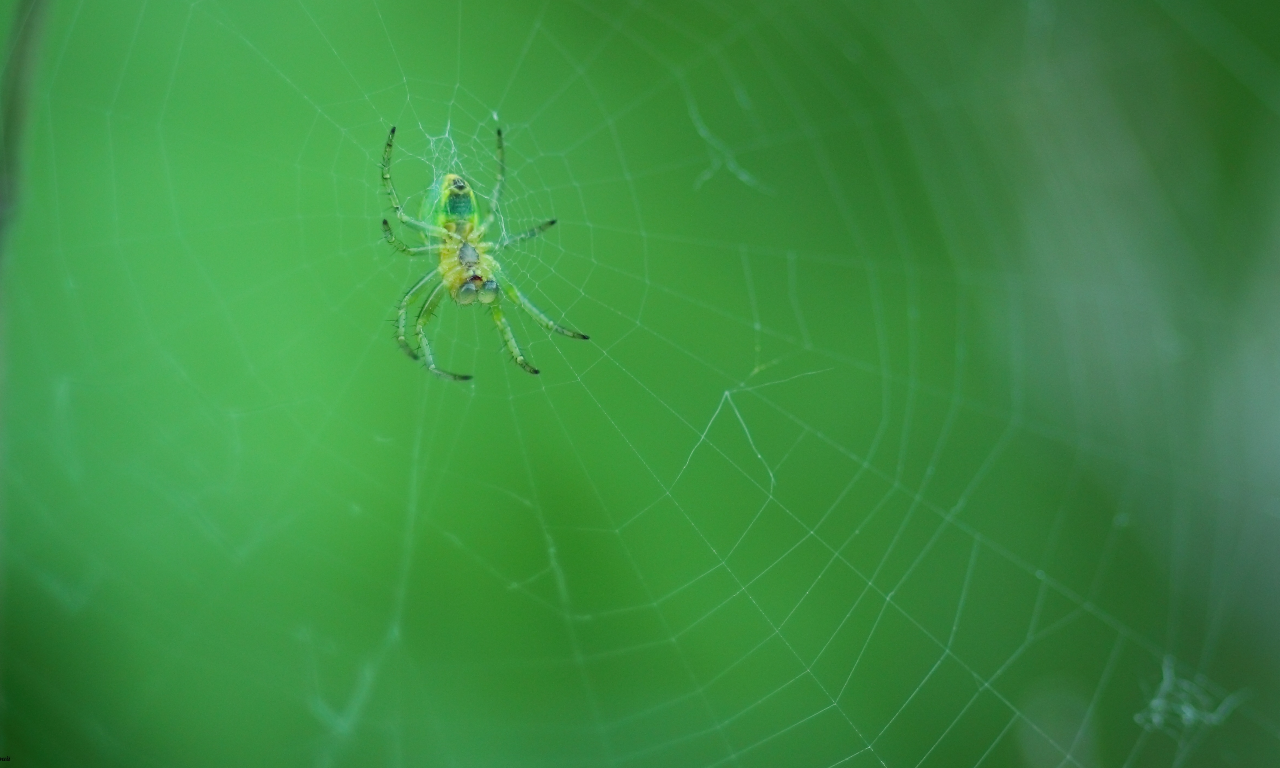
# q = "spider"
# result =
<box><xmin>380</xmin><ymin>125</ymin><xmax>588</xmax><ymax>381</ymax></box>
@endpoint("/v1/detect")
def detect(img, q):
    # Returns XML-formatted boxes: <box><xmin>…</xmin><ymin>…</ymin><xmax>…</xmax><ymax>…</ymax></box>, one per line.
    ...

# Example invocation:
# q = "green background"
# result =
<box><xmin>4</xmin><ymin>0</ymin><xmax>1279</xmax><ymax>766</ymax></box>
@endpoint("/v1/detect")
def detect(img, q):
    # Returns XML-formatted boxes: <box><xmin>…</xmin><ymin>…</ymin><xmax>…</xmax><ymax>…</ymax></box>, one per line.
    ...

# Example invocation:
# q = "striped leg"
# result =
<box><xmin>480</xmin><ymin>127</ymin><xmax>505</xmax><ymax>234</ymax></box>
<box><xmin>382</xmin><ymin>219</ymin><xmax>440</xmax><ymax>256</ymax></box>
<box><xmin>381</xmin><ymin>126</ymin><xmax>447</xmax><ymax>237</ymax></box>
<box><xmin>415</xmin><ymin>282</ymin><xmax>471</xmax><ymax>381</ymax></box>
<box><xmin>490</xmin><ymin>304</ymin><xmax>538</xmax><ymax>375</ymax></box>
<box><xmin>497</xmin><ymin>218</ymin><xmax>556</xmax><ymax>250</ymax></box>
<box><xmin>502</xmin><ymin>281</ymin><xmax>588</xmax><ymax>339</ymax></box>
<box><xmin>397</xmin><ymin>269</ymin><xmax>439</xmax><ymax>357</ymax></box>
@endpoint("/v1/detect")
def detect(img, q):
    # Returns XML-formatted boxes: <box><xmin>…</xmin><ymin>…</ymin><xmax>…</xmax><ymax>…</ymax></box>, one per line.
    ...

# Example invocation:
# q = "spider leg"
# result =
<box><xmin>416</xmin><ymin>281</ymin><xmax>472</xmax><ymax>381</ymax></box>
<box><xmin>382</xmin><ymin>219</ymin><xmax>441</xmax><ymax>256</ymax></box>
<box><xmin>501</xmin><ymin>281</ymin><xmax>589</xmax><ymax>339</ymax></box>
<box><xmin>480</xmin><ymin>127</ymin><xmax>504</xmax><ymax>233</ymax></box>
<box><xmin>381</xmin><ymin>126</ymin><xmax>448</xmax><ymax>237</ymax></box>
<box><xmin>490</xmin><ymin>304</ymin><xmax>539</xmax><ymax>375</ymax></box>
<box><xmin>397</xmin><ymin>268</ymin><xmax>440</xmax><ymax>358</ymax></box>
<box><xmin>497</xmin><ymin>218</ymin><xmax>556</xmax><ymax>250</ymax></box>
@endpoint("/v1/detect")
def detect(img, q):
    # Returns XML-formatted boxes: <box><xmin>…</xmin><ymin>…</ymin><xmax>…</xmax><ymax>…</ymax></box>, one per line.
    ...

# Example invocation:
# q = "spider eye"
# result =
<box><xmin>452</xmin><ymin>177</ymin><xmax>467</xmax><ymax>190</ymax></box>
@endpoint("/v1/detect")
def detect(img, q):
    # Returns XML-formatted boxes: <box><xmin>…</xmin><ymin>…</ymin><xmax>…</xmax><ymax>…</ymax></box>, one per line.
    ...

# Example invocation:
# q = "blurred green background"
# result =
<box><xmin>4</xmin><ymin>0</ymin><xmax>1279</xmax><ymax>766</ymax></box>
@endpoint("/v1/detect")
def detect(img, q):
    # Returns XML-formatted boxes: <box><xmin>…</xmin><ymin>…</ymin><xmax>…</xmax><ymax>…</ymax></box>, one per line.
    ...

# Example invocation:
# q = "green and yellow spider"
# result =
<box><xmin>380</xmin><ymin>126</ymin><xmax>588</xmax><ymax>381</ymax></box>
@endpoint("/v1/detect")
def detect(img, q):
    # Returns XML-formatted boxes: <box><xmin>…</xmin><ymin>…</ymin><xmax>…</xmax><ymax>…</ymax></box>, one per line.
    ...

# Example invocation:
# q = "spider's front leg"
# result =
<box><xmin>396</xmin><ymin>269</ymin><xmax>471</xmax><ymax>381</ymax></box>
<box><xmin>502</xmin><ymin>281</ymin><xmax>589</xmax><ymax>340</ymax></box>
<box><xmin>415</xmin><ymin>282</ymin><xmax>472</xmax><ymax>381</ymax></box>
<box><xmin>490</xmin><ymin>304</ymin><xmax>539</xmax><ymax>375</ymax></box>
<box><xmin>397</xmin><ymin>268</ymin><xmax>439</xmax><ymax>358</ymax></box>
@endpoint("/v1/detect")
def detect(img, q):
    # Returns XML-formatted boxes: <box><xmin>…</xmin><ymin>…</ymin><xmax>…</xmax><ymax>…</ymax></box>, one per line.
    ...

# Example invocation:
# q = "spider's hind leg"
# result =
<box><xmin>382</xmin><ymin>126</ymin><xmax>449</xmax><ymax>238</ymax></box>
<box><xmin>497</xmin><ymin>218</ymin><xmax>556</xmax><ymax>250</ymax></box>
<box><xmin>383</xmin><ymin>219</ymin><xmax>441</xmax><ymax>256</ymax></box>
<box><xmin>481</xmin><ymin>127</ymin><xmax>505</xmax><ymax>233</ymax></box>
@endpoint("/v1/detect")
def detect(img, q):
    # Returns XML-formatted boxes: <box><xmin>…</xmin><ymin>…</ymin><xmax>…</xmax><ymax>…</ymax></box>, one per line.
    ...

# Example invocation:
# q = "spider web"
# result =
<box><xmin>4</xmin><ymin>0</ymin><xmax>1280</xmax><ymax>766</ymax></box>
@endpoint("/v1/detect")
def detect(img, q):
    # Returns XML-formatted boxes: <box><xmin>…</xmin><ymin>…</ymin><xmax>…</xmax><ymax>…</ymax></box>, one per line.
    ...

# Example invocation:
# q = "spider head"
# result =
<box><xmin>440</xmin><ymin>173</ymin><xmax>476</xmax><ymax>220</ymax></box>
<box><xmin>457</xmin><ymin>276</ymin><xmax>500</xmax><ymax>305</ymax></box>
